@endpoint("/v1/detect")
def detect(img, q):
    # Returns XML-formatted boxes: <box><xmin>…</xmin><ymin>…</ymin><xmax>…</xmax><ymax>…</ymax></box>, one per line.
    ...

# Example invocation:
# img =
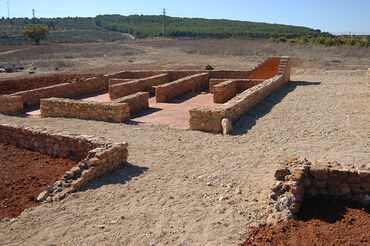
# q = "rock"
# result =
<box><xmin>270</xmin><ymin>181</ymin><xmax>283</xmax><ymax>192</ymax></box>
<box><xmin>221</xmin><ymin>118</ymin><xmax>232</xmax><ymax>135</ymax></box>
<box><xmin>312</xmin><ymin>179</ymin><xmax>327</xmax><ymax>189</ymax></box>
<box><xmin>283</xmin><ymin>157</ymin><xmax>297</xmax><ymax>163</ymax></box>
<box><xmin>219</xmin><ymin>196</ymin><xmax>229</xmax><ymax>201</ymax></box>
<box><xmin>205</xmin><ymin>65</ymin><xmax>214</xmax><ymax>70</ymax></box>
<box><xmin>274</xmin><ymin>167</ymin><xmax>290</xmax><ymax>181</ymax></box>
<box><xmin>206</xmin><ymin>182</ymin><xmax>212</xmax><ymax>186</ymax></box>
<box><xmin>70</xmin><ymin>166</ymin><xmax>82</xmax><ymax>177</ymax></box>
<box><xmin>8</xmin><ymin>218</ymin><xmax>17</xmax><ymax>223</ymax></box>
<box><xmin>98</xmin><ymin>225</ymin><xmax>105</xmax><ymax>229</ymax></box>
<box><xmin>329</xmin><ymin>182</ymin><xmax>350</xmax><ymax>196</ymax></box>
<box><xmin>36</xmin><ymin>190</ymin><xmax>49</xmax><ymax>202</ymax></box>
<box><xmin>46</xmin><ymin>197</ymin><xmax>53</xmax><ymax>203</ymax></box>
<box><xmin>310</xmin><ymin>167</ymin><xmax>329</xmax><ymax>180</ymax></box>
<box><xmin>65</xmin><ymin>171</ymin><xmax>74</xmax><ymax>179</ymax></box>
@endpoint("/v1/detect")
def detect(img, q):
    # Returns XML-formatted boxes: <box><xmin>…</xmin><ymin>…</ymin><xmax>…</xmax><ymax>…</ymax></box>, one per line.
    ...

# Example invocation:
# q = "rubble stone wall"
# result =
<box><xmin>210</xmin><ymin>70</ymin><xmax>251</xmax><ymax>79</ymax></box>
<box><xmin>209</xmin><ymin>79</ymin><xmax>228</xmax><ymax>93</ymax></box>
<box><xmin>109</xmin><ymin>74</ymin><xmax>169</xmax><ymax>100</ymax></box>
<box><xmin>0</xmin><ymin>74</ymin><xmax>94</xmax><ymax>95</ymax></box>
<box><xmin>189</xmin><ymin>57</ymin><xmax>291</xmax><ymax>133</ymax></box>
<box><xmin>267</xmin><ymin>157</ymin><xmax>370</xmax><ymax>224</ymax></box>
<box><xmin>40</xmin><ymin>98</ymin><xmax>130</xmax><ymax>123</ymax></box>
<box><xmin>213</xmin><ymin>80</ymin><xmax>238</xmax><ymax>103</ymax></box>
<box><xmin>0</xmin><ymin>95</ymin><xmax>24</xmax><ymax>115</ymax></box>
<box><xmin>247</xmin><ymin>57</ymin><xmax>281</xmax><ymax>79</ymax></box>
<box><xmin>11</xmin><ymin>77</ymin><xmax>109</xmax><ymax>108</ymax></box>
<box><xmin>114</xmin><ymin>92</ymin><xmax>149</xmax><ymax>114</ymax></box>
<box><xmin>0</xmin><ymin>123</ymin><xmax>128</xmax><ymax>202</ymax></box>
<box><xmin>108</xmin><ymin>78</ymin><xmax>133</xmax><ymax>86</ymax></box>
<box><xmin>155</xmin><ymin>73</ymin><xmax>211</xmax><ymax>102</ymax></box>
<box><xmin>212</xmin><ymin>79</ymin><xmax>264</xmax><ymax>103</ymax></box>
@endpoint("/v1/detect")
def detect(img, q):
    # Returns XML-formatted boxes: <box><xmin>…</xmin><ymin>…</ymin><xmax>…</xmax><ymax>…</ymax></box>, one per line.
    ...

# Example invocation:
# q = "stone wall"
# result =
<box><xmin>114</xmin><ymin>92</ymin><xmax>149</xmax><ymax>114</ymax></box>
<box><xmin>212</xmin><ymin>79</ymin><xmax>264</xmax><ymax>103</ymax></box>
<box><xmin>40</xmin><ymin>98</ymin><xmax>130</xmax><ymax>123</ymax></box>
<box><xmin>267</xmin><ymin>157</ymin><xmax>370</xmax><ymax>224</ymax></box>
<box><xmin>0</xmin><ymin>123</ymin><xmax>128</xmax><ymax>202</ymax></box>
<box><xmin>0</xmin><ymin>73</ymin><xmax>94</xmax><ymax>95</ymax></box>
<box><xmin>213</xmin><ymin>80</ymin><xmax>238</xmax><ymax>103</ymax></box>
<box><xmin>109</xmin><ymin>74</ymin><xmax>169</xmax><ymax>100</ymax></box>
<box><xmin>247</xmin><ymin>57</ymin><xmax>281</xmax><ymax>79</ymax></box>
<box><xmin>209</xmin><ymin>79</ymin><xmax>228</xmax><ymax>93</ymax></box>
<box><xmin>189</xmin><ymin>57</ymin><xmax>291</xmax><ymax>133</ymax></box>
<box><xmin>105</xmin><ymin>70</ymin><xmax>163</xmax><ymax>80</ymax></box>
<box><xmin>155</xmin><ymin>73</ymin><xmax>211</xmax><ymax>102</ymax></box>
<box><xmin>11</xmin><ymin>76</ymin><xmax>109</xmax><ymax>108</ymax></box>
<box><xmin>0</xmin><ymin>95</ymin><xmax>23</xmax><ymax>115</ymax></box>
<box><xmin>210</xmin><ymin>70</ymin><xmax>251</xmax><ymax>79</ymax></box>
<box><xmin>108</xmin><ymin>78</ymin><xmax>133</xmax><ymax>86</ymax></box>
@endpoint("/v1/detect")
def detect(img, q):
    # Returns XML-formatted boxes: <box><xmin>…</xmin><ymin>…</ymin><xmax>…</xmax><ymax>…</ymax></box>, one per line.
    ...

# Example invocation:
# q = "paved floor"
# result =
<box><xmin>131</xmin><ymin>92</ymin><xmax>220</xmax><ymax>128</ymax></box>
<box><xmin>25</xmin><ymin>92</ymin><xmax>220</xmax><ymax>128</ymax></box>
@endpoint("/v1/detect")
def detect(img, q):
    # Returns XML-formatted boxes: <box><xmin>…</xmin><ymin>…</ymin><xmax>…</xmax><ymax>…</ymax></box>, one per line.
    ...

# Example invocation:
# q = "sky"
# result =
<box><xmin>1</xmin><ymin>0</ymin><xmax>369</xmax><ymax>34</ymax></box>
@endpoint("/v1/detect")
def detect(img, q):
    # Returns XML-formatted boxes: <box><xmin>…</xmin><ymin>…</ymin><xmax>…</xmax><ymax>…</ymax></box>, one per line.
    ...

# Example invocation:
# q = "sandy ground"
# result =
<box><xmin>0</xmin><ymin>41</ymin><xmax>369</xmax><ymax>246</ymax></box>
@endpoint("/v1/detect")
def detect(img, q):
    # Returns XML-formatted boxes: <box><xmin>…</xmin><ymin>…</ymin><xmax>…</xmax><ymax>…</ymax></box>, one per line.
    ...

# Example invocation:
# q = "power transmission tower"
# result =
<box><xmin>162</xmin><ymin>8</ymin><xmax>166</xmax><ymax>37</ymax></box>
<box><xmin>32</xmin><ymin>9</ymin><xmax>35</xmax><ymax>18</ymax></box>
<box><xmin>7</xmin><ymin>1</ymin><xmax>10</xmax><ymax>18</ymax></box>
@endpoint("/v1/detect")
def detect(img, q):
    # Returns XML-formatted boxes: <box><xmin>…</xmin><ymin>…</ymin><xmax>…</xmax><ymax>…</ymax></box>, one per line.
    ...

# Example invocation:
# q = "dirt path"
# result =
<box><xmin>0</xmin><ymin>66</ymin><xmax>368</xmax><ymax>245</ymax></box>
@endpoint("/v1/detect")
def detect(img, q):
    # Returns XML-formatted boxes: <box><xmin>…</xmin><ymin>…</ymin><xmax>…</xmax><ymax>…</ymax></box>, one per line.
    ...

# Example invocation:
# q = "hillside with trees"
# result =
<box><xmin>95</xmin><ymin>14</ymin><xmax>326</xmax><ymax>39</ymax></box>
<box><xmin>0</xmin><ymin>14</ymin><xmax>368</xmax><ymax>46</ymax></box>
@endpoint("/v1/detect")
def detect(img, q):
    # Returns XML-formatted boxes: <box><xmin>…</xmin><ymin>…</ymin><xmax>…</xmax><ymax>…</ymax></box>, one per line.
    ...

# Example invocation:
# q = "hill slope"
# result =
<box><xmin>0</xmin><ymin>15</ymin><xmax>327</xmax><ymax>44</ymax></box>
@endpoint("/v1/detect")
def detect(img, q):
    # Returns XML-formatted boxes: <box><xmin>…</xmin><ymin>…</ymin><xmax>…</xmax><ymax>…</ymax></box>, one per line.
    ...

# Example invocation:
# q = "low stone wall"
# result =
<box><xmin>11</xmin><ymin>76</ymin><xmax>109</xmax><ymax>108</ymax></box>
<box><xmin>0</xmin><ymin>123</ymin><xmax>128</xmax><ymax>202</ymax></box>
<box><xmin>108</xmin><ymin>78</ymin><xmax>133</xmax><ymax>86</ymax></box>
<box><xmin>109</xmin><ymin>74</ymin><xmax>169</xmax><ymax>100</ymax></box>
<box><xmin>189</xmin><ymin>57</ymin><xmax>291</xmax><ymax>133</ymax></box>
<box><xmin>40</xmin><ymin>98</ymin><xmax>130</xmax><ymax>123</ymax></box>
<box><xmin>209</xmin><ymin>79</ymin><xmax>228</xmax><ymax>93</ymax></box>
<box><xmin>213</xmin><ymin>80</ymin><xmax>238</xmax><ymax>103</ymax></box>
<box><xmin>210</xmin><ymin>70</ymin><xmax>251</xmax><ymax>79</ymax></box>
<box><xmin>155</xmin><ymin>73</ymin><xmax>211</xmax><ymax>102</ymax></box>
<box><xmin>106</xmin><ymin>70</ymin><xmax>162</xmax><ymax>80</ymax></box>
<box><xmin>0</xmin><ymin>73</ymin><xmax>94</xmax><ymax>95</ymax></box>
<box><xmin>247</xmin><ymin>57</ymin><xmax>281</xmax><ymax>79</ymax></box>
<box><xmin>114</xmin><ymin>92</ymin><xmax>149</xmax><ymax>114</ymax></box>
<box><xmin>267</xmin><ymin>157</ymin><xmax>370</xmax><ymax>224</ymax></box>
<box><xmin>0</xmin><ymin>95</ymin><xmax>23</xmax><ymax>115</ymax></box>
<box><xmin>212</xmin><ymin>79</ymin><xmax>264</xmax><ymax>103</ymax></box>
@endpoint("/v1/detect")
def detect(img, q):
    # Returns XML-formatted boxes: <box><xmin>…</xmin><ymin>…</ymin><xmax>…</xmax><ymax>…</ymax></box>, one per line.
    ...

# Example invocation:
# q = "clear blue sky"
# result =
<box><xmin>1</xmin><ymin>0</ymin><xmax>369</xmax><ymax>34</ymax></box>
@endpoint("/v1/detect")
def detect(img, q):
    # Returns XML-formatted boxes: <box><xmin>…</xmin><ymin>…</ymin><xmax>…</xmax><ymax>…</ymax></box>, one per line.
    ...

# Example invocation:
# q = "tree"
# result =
<box><xmin>24</xmin><ymin>24</ymin><xmax>48</xmax><ymax>45</ymax></box>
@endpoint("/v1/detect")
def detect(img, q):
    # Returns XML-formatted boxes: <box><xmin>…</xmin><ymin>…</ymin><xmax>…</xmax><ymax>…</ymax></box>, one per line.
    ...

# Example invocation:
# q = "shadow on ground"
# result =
<box><xmin>232</xmin><ymin>81</ymin><xmax>321</xmax><ymax>136</ymax></box>
<box><xmin>298</xmin><ymin>195</ymin><xmax>370</xmax><ymax>223</ymax></box>
<box><xmin>78</xmin><ymin>162</ymin><xmax>148</xmax><ymax>191</ymax></box>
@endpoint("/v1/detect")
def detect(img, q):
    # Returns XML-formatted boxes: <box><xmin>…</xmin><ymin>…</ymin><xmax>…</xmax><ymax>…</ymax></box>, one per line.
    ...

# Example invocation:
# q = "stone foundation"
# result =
<box><xmin>267</xmin><ymin>157</ymin><xmax>370</xmax><ymax>224</ymax></box>
<box><xmin>11</xmin><ymin>76</ymin><xmax>109</xmax><ymax>108</ymax></box>
<box><xmin>0</xmin><ymin>123</ymin><xmax>128</xmax><ymax>202</ymax></box>
<box><xmin>114</xmin><ymin>92</ymin><xmax>149</xmax><ymax>114</ymax></box>
<box><xmin>109</xmin><ymin>74</ymin><xmax>169</xmax><ymax>99</ymax></box>
<box><xmin>40</xmin><ymin>98</ymin><xmax>130</xmax><ymax>123</ymax></box>
<box><xmin>189</xmin><ymin>57</ymin><xmax>291</xmax><ymax>133</ymax></box>
<box><xmin>0</xmin><ymin>95</ymin><xmax>23</xmax><ymax>115</ymax></box>
<box><xmin>155</xmin><ymin>73</ymin><xmax>211</xmax><ymax>102</ymax></box>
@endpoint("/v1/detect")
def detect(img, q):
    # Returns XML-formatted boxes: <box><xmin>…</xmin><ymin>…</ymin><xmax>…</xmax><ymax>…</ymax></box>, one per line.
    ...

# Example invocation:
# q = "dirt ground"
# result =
<box><xmin>239</xmin><ymin>196</ymin><xmax>370</xmax><ymax>245</ymax></box>
<box><xmin>0</xmin><ymin>143</ymin><xmax>79</xmax><ymax>220</ymax></box>
<box><xmin>0</xmin><ymin>39</ymin><xmax>369</xmax><ymax>245</ymax></box>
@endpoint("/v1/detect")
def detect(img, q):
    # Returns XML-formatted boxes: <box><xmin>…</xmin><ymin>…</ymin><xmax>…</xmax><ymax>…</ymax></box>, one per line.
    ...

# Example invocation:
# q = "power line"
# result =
<box><xmin>162</xmin><ymin>8</ymin><xmax>166</xmax><ymax>37</ymax></box>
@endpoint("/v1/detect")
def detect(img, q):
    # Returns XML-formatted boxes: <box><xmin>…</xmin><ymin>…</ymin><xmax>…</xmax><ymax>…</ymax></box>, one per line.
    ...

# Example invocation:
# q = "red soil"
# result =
<box><xmin>0</xmin><ymin>73</ymin><xmax>95</xmax><ymax>94</ymax></box>
<box><xmin>239</xmin><ymin>196</ymin><xmax>370</xmax><ymax>246</ymax></box>
<box><xmin>247</xmin><ymin>58</ymin><xmax>280</xmax><ymax>79</ymax></box>
<box><xmin>0</xmin><ymin>142</ymin><xmax>79</xmax><ymax>220</ymax></box>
